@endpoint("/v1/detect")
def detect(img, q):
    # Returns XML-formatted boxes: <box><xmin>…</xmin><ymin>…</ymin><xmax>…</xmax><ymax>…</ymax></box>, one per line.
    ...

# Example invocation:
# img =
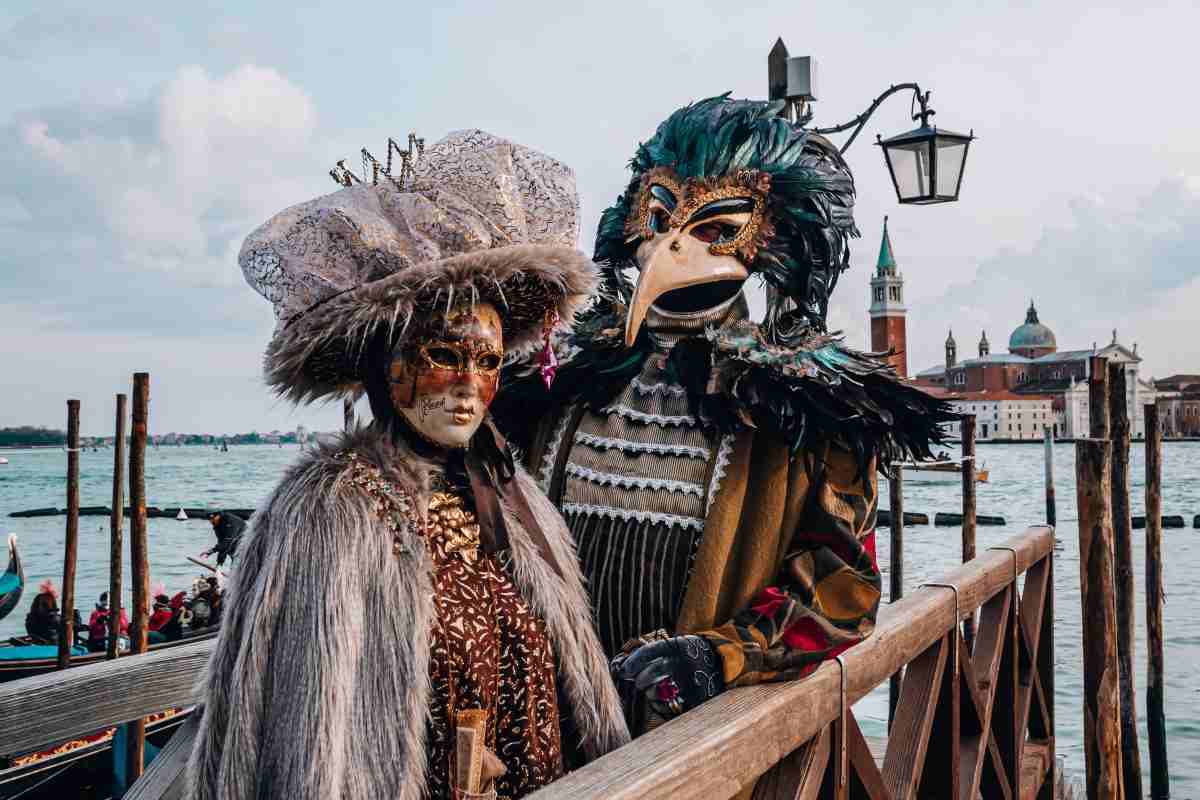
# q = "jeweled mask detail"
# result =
<box><xmin>624</xmin><ymin>167</ymin><xmax>774</xmax><ymax>264</ymax></box>
<box><xmin>389</xmin><ymin>303</ymin><xmax>504</xmax><ymax>449</ymax></box>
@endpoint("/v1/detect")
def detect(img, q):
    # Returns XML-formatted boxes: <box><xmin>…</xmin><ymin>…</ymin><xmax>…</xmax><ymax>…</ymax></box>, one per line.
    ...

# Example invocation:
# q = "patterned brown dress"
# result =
<box><xmin>349</xmin><ymin>454</ymin><xmax>563</xmax><ymax>800</ymax></box>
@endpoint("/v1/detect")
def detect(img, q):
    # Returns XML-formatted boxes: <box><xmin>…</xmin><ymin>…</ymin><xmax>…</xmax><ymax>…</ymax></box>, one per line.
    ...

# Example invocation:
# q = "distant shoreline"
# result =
<box><xmin>977</xmin><ymin>437</ymin><xmax>1200</xmax><ymax>445</ymax></box>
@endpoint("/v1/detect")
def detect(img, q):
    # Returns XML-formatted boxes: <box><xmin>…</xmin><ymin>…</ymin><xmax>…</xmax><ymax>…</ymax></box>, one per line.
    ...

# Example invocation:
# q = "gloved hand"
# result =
<box><xmin>610</xmin><ymin>634</ymin><xmax>725</xmax><ymax>719</ymax></box>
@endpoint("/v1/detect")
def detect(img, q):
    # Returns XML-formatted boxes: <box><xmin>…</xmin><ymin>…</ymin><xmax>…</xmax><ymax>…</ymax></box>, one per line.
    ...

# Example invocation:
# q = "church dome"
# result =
<box><xmin>1009</xmin><ymin>300</ymin><xmax>1056</xmax><ymax>354</ymax></box>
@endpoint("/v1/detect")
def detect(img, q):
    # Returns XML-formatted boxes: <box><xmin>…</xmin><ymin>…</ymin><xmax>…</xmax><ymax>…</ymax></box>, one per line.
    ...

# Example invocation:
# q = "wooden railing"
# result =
<box><xmin>0</xmin><ymin>526</ymin><xmax>1055</xmax><ymax>800</ymax></box>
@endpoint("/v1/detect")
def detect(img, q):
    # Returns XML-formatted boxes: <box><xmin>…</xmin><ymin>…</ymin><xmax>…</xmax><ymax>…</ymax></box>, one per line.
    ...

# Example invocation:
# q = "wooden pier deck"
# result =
<box><xmin>0</xmin><ymin>526</ymin><xmax>1058</xmax><ymax>800</ymax></box>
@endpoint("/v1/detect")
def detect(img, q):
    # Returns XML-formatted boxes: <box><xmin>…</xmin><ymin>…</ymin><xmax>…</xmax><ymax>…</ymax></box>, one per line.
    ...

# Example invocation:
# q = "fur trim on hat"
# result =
<box><xmin>265</xmin><ymin>243</ymin><xmax>596</xmax><ymax>404</ymax></box>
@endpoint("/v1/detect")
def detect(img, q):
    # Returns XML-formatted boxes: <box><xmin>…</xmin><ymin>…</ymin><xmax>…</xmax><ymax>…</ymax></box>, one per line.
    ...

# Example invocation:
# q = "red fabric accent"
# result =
<box><xmin>862</xmin><ymin>530</ymin><xmax>878</xmax><ymax>572</ymax></box>
<box><xmin>749</xmin><ymin>586</ymin><xmax>788</xmax><ymax>618</ymax></box>
<box><xmin>148</xmin><ymin>608</ymin><xmax>172</xmax><ymax>632</ymax></box>
<box><xmin>781</xmin><ymin>616</ymin><xmax>831</xmax><ymax>651</ymax></box>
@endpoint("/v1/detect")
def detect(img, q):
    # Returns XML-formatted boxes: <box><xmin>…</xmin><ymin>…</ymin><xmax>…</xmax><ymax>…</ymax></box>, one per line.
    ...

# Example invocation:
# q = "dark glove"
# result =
<box><xmin>611</xmin><ymin>634</ymin><xmax>725</xmax><ymax>719</ymax></box>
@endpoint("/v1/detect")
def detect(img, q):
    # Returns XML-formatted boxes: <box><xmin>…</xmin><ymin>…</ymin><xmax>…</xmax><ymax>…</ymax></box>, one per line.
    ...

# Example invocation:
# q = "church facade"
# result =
<box><xmin>911</xmin><ymin>302</ymin><xmax>1155</xmax><ymax>439</ymax></box>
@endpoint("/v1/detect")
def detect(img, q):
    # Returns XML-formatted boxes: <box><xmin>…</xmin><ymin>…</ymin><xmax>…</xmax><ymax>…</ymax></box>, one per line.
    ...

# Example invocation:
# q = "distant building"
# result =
<box><xmin>868</xmin><ymin>217</ymin><xmax>907</xmax><ymax>378</ymax></box>
<box><xmin>1154</xmin><ymin>375</ymin><xmax>1200</xmax><ymax>437</ymax></box>
<box><xmin>914</xmin><ymin>302</ymin><xmax>1155</xmax><ymax>439</ymax></box>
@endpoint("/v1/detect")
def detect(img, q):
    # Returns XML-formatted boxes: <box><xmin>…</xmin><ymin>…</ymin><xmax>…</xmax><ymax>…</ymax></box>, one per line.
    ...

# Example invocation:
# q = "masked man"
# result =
<box><xmin>495</xmin><ymin>96</ymin><xmax>953</xmax><ymax>733</ymax></box>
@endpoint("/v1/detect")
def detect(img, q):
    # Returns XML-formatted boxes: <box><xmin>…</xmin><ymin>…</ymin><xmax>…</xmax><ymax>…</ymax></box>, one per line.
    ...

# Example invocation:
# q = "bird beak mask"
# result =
<box><xmin>622</xmin><ymin>167</ymin><xmax>773</xmax><ymax>348</ymax></box>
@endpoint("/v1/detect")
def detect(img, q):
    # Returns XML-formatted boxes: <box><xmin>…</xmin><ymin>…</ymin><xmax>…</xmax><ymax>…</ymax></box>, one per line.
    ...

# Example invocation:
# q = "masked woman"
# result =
<box><xmin>186</xmin><ymin>130</ymin><xmax>628</xmax><ymax>800</ymax></box>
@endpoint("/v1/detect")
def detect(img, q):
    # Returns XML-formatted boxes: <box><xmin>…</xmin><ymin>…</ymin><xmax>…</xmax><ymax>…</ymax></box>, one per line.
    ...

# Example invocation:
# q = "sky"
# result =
<box><xmin>2</xmin><ymin>1</ymin><xmax>1199</xmax><ymax>436</ymax></box>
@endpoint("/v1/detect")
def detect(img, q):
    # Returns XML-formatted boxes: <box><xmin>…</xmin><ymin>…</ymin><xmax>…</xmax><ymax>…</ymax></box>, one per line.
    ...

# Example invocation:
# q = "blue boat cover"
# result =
<box><xmin>0</xmin><ymin>644</ymin><xmax>88</xmax><ymax>661</ymax></box>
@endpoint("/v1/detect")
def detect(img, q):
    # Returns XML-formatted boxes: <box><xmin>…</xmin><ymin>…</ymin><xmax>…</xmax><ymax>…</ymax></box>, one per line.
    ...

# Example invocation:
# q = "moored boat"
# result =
<box><xmin>0</xmin><ymin>626</ymin><xmax>218</xmax><ymax>683</ymax></box>
<box><xmin>900</xmin><ymin>458</ymin><xmax>989</xmax><ymax>483</ymax></box>
<box><xmin>0</xmin><ymin>535</ymin><xmax>23</xmax><ymax>622</ymax></box>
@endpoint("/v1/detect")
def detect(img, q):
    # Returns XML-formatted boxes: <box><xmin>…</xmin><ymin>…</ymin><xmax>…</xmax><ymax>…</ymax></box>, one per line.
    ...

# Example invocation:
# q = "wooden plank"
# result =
<box><xmin>525</xmin><ymin>528</ymin><xmax>1052</xmax><ymax>800</ymax></box>
<box><xmin>1075</xmin><ymin>439</ymin><xmax>1123</xmax><ymax>800</ymax></box>
<box><xmin>847</xmin><ymin>713</ymin><xmax>893</xmax><ymax>800</ymax></box>
<box><xmin>918</xmin><ymin>631</ymin><xmax>960</xmax><ymax>800</ymax></box>
<box><xmin>1108</xmin><ymin>362</ymin><xmax>1143</xmax><ymax>800</ymax></box>
<box><xmin>1019</xmin><ymin>740</ymin><xmax>1053</xmax><ymax>800</ymax></box>
<box><xmin>124</xmin><ymin>714</ymin><xmax>197</xmax><ymax>800</ymax></box>
<box><xmin>992</xmin><ymin>563</ymin><xmax>1021</xmax><ymax>800</ymax></box>
<box><xmin>0</xmin><ymin>639</ymin><xmax>211</xmax><ymax>756</ymax></box>
<box><xmin>882</xmin><ymin>635</ymin><xmax>947</xmax><ymax>800</ymax></box>
<box><xmin>1143</xmin><ymin>404</ymin><xmax>1169</xmax><ymax>799</ymax></box>
<box><xmin>58</xmin><ymin>399</ymin><xmax>81</xmax><ymax>668</ymax></box>
<box><xmin>1035</xmin><ymin>555</ymin><xmax>1056</xmax><ymax>800</ymax></box>
<box><xmin>964</xmin><ymin>587</ymin><xmax>1011</xmax><ymax>799</ymax></box>
<box><xmin>750</xmin><ymin>726</ymin><xmax>830</xmax><ymax>800</ymax></box>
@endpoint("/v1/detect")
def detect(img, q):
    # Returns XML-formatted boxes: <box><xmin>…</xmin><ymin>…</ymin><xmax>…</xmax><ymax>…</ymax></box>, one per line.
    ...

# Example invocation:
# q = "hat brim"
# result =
<box><xmin>264</xmin><ymin>243</ymin><xmax>597</xmax><ymax>404</ymax></box>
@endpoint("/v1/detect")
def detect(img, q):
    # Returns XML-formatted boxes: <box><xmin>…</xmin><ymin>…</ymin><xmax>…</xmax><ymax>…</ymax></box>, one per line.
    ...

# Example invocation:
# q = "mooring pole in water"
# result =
<box><xmin>1089</xmin><ymin>355</ymin><xmax>1110</xmax><ymax>439</ymax></box>
<box><xmin>960</xmin><ymin>414</ymin><xmax>977</xmax><ymax>651</ymax></box>
<box><xmin>108</xmin><ymin>394</ymin><xmax>127</xmax><ymax>661</ymax></box>
<box><xmin>126</xmin><ymin>373</ymin><xmax>150</xmax><ymax>781</ymax></box>
<box><xmin>57</xmin><ymin>399</ymin><xmax>81</xmax><ymax>669</ymax></box>
<box><xmin>1075</xmin><ymin>438</ymin><xmax>1123</xmax><ymax>800</ymax></box>
<box><xmin>1108</xmin><ymin>362</ymin><xmax>1143</xmax><ymax>800</ymax></box>
<box><xmin>1043</xmin><ymin>426</ymin><xmax>1056</xmax><ymax>528</ymax></box>
<box><xmin>887</xmin><ymin>464</ymin><xmax>903</xmax><ymax>731</ymax></box>
<box><xmin>1144</xmin><ymin>404</ymin><xmax>1170</xmax><ymax>798</ymax></box>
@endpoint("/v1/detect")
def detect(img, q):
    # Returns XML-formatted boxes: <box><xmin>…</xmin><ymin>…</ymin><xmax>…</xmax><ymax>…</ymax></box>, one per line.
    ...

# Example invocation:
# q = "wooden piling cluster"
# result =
<box><xmin>960</xmin><ymin>415</ymin><xmax>977</xmax><ymax>650</ymax></box>
<box><xmin>127</xmin><ymin>372</ymin><xmax>151</xmax><ymax>782</ymax></box>
<box><xmin>108</xmin><ymin>394</ymin><xmax>127</xmax><ymax>661</ymax></box>
<box><xmin>57</xmin><ymin>400</ymin><xmax>81</xmax><ymax>670</ymax></box>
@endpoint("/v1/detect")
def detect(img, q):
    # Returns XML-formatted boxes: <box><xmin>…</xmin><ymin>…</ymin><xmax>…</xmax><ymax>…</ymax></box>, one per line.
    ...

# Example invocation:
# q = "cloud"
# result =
<box><xmin>0</xmin><ymin>11</ymin><xmax>166</xmax><ymax>61</ymax></box>
<box><xmin>908</xmin><ymin>176</ymin><xmax>1200</xmax><ymax>377</ymax></box>
<box><xmin>0</xmin><ymin>64</ymin><xmax>322</xmax><ymax>325</ymax></box>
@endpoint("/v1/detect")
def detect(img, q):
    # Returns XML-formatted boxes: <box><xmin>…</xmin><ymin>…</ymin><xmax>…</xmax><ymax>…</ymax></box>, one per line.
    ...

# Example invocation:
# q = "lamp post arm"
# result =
<box><xmin>812</xmin><ymin>83</ymin><xmax>930</xmax><ymax>155</ymax></box>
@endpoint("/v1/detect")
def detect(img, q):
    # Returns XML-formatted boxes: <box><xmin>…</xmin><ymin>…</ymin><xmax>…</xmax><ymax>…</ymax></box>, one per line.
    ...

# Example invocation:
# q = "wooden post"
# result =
<box><xmin>888</xmin><ymin>465</ymin><xmax>903</xmax><ymax>730</ymax></box>
<box><xmin>126</xmin><ymin>373</ymin><xmax>150</xmax><ymax>780</ymax></box>
<box><xmin>343</xmin><ymin>396</ymin><xmax>354</xmax><ymax>432</ymax></box>
<box><xmin>1108</xmin><ymin>362</ymin><xmax>1143</xmax><ymax>800</ymax></box>
<box><xmin>1144</xmin><ymin>404</ymin><xmax>1170</xmax><ymax>798</ymax></box>
<box><xmin>108</xmin><ymin>394</ymin><xmax>127</xmax><ymax>660</ymax></box>
<box><xmin>1089</xmin><ymin>355</ymin><xmax>1109</xmax><ymax>439</ymax></box>
<box><xmin>57</xmin><ymin>399</ymin><xmax>81</xmax><ymax>669</ymax></box>
<box><xmin>1075</xmin><ymin>438</ymin><xmax>1123</xmax><ymax>800</ymax></box>
<box><xmin>1043</xmin><ymin>426</ymin><xmax>1056</xmax><ymax>528</ymax></box>
<box><xmin>960</xmin><ymin>414</ymin><xmax>977</xmax><ymax>651</ymax></box>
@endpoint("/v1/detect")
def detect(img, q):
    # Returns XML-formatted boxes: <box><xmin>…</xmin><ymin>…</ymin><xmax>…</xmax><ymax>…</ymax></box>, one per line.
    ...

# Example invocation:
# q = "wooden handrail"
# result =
<box><xmin>0</xmin><ymin>526</ymin><xmax>1052</xmax><ymax>800</ymax></box>
<box><xmin>529</xmin><ymin>526</ymin><xmax>1053</xmax><ymax>800</ymax></box>
<box><xmin>0</xmin><ymin>638</ymin><xmax>211</xmax><ymax>756</ymax></box>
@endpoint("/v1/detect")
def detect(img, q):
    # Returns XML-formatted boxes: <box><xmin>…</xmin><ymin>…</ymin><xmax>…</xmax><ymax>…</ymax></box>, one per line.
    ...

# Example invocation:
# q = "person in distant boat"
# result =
<box><xmin>147</xmin><ymin>593</ymin><xmax>173</xmax><ymax>643</ymax></box>
<box><xmin>86</xmin><ymin>591</ymin><xmax>129</xmax><ymax>652</ymax></box>
<box><xmin>25</xmin><ymin>579</ymin><xmax>60</xmax><ymax>644</ymax></box>
<box><xmin>201</xmin><ymin>511</ymin><xmax>245</xmax><ymax>566</ymax></box>
<box><xmin>160</xmin><ymin>591</ymin><xmax>192</xmax><ymax>640</ymax></box>
<box><xmin>186</xmin><ymin>130</ymin><xmax>628</xmax><ymax>800</ymax></box>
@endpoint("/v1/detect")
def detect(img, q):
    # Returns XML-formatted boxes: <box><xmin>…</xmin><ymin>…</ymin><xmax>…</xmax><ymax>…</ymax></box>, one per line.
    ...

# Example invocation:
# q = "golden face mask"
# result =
<box><xmin>624</xmin><ymin>166</ymin><xmax>774</xmax><ymax>264</ymax></box>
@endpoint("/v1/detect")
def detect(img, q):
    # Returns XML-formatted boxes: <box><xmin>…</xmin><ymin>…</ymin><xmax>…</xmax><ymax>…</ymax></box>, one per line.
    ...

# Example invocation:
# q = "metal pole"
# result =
<box><xmin>57</xmin><ymin>399</ymin><xmax>80</xmax><ymax>669</ymax></box>
<box><xmin>1075</xmin><ymin>438</ymin><xmax>1123</xmax><ymax>800</ymax></box>
<box><xmin>1043</xmin><ymin>426</ymin><xmax>1056</xmax><ymax>528</ymax></box>
<box><xmin>1144</xmin><ymin>404</ymin><xmax>1169</xmax><ymax>798</ymax></box>
<box><xmin>108</xmin><ymin>394</ymin><xmax>127</xmax><ymax>660</ymax></box>
<box><xmin>960</xmin><ymin>414</ymin><xmax>977</xmax><ymax>651</ymax></box>
<box><xmin>126</xmin><ymin>373</ymin><xmax>150</xmax><ymax>780</ymax></box>
<box><xmin>887</xmin><ymin>466</ymin><xmax>903</xmax><ymax>730</ymax></box>
<box><xmin>1108</xmin><ymin>362</ymin><xmax>1143</xmax><ymax>800</ymax></box>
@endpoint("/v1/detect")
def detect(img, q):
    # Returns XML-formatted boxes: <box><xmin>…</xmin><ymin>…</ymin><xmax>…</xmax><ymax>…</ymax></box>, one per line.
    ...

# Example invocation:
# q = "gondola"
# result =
<box><xmin>0</xmin><ymin>535</ymin><xmax>23</xmax><ymax>622</ymax></box>
<box><xmin>0</xmin><ymin>626</ymin><xmax>219</xmax><ymax>683</ymax></box>
<box><xmin>0</xmin><ymin>707</ymin><xmax>190</xmax><ymax>799</ymax></box>
<box><xmin>899</xmin><ymin>458</ymin><xmax>990</xmax><ymax>484</ymax></box>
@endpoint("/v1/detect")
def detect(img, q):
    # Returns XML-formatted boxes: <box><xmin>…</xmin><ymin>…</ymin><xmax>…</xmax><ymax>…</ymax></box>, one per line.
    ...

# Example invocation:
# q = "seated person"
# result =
<box><xmin>86</xmin><ymin>591</ymin><xmax>129</xmax><ymax>652</ymax></box>
<box><xmin>25</xmin><ymin>579</ymin><xmax>60</xmax><ymax>644</ymax></box>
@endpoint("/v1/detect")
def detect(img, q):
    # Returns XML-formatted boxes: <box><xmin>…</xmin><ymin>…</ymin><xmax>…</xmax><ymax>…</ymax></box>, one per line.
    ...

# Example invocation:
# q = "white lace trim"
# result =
<box><xmin>705</xmin><ymin>434</ymin><xmax>737</xmax><ymax>516</ymax></box>
<box><xmin>562</xmin><ymin>502</ymin><xmax>705</xmax><ymax>532</ymax></box>
<box><xmin>599</xmin><ymin>403</ymin><xmax>697</xmax><ymax>427</ymax></box>
<box><xmin>630</xmin><ymin>377</ymin><xmax>688</xmax><ymax>398</ymax></box>
<box><xmin>564</xmin><ymin>464</ymin><xmax>705</xmax><ymax>496</ymax></box>
<box><xmin>573</xmin><ymin>432</ymin><xmax>710</xmax><ymax>460</ymax></box>
<box><xmin>538</xmin><ymin>408</ymin><xmax>574</xmax><ymax>492</ymax></box>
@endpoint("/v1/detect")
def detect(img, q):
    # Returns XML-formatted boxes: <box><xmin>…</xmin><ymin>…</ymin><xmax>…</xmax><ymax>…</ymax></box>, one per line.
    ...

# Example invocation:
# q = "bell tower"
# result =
<box><xmin>946</xmin><ymin>329</ymin><xmax>957</xmax><ymax>369</ymax></box>
<box><xmin>869</xmin><ymin>216</ymin><xmax>907</xmax><ymax>377</ymax></box>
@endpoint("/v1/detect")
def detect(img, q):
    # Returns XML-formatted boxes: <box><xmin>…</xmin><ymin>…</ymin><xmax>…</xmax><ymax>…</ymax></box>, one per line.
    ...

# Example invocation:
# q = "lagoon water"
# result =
<box><xmin>1</xmin><ymin>441</ymin><xmax>1197</xmax><ymax>795</ymax></box>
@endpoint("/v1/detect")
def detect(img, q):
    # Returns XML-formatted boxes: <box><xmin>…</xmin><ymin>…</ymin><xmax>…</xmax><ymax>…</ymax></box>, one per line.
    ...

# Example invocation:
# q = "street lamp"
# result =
<box><xmin>768</xmin><ymin>39</ymin><xmax>975</xmax><ymax>205</ymax></box>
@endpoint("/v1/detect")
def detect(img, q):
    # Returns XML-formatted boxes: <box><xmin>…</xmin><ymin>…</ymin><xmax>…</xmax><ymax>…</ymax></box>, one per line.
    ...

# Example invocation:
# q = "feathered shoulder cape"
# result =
<box><xmin>497</xmin><ymin>301</ymin><xmax>956</xmax><ymax>474</ymax></box>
